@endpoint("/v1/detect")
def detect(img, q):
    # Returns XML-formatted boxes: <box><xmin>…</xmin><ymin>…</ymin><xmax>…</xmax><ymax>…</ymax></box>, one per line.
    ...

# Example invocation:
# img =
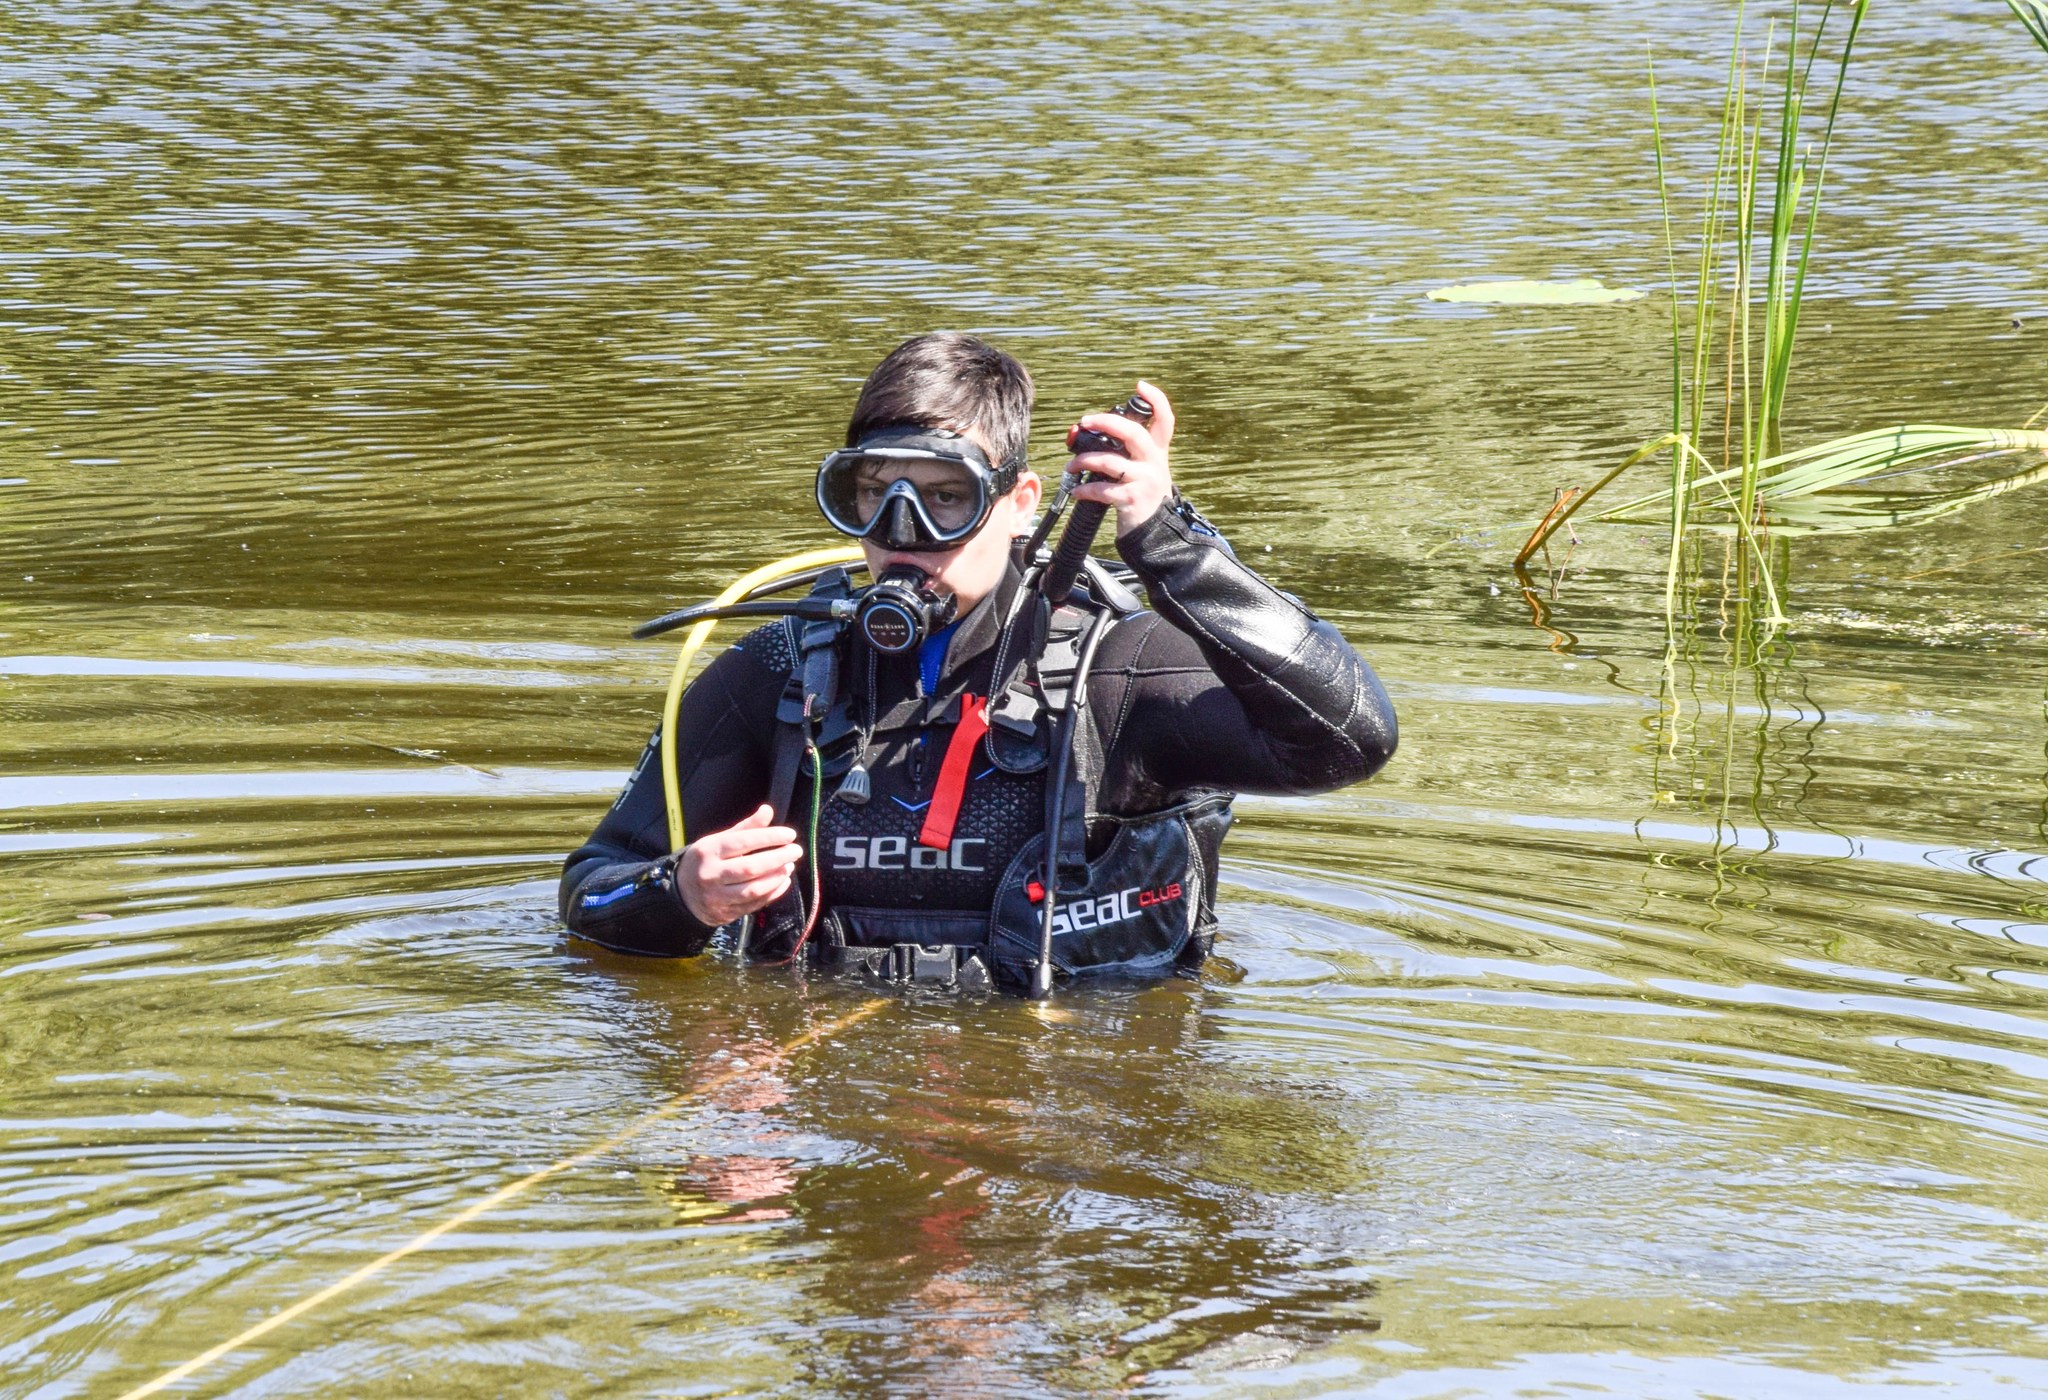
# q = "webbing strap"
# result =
<box><xmin>752</xmin><ymin>701</ymin><xmax>815</xmax><ymax>958</ymax></box>
<box><xmin>766</xmin><ymin>704</ymin><xmax>807</xmax><ymax>824</ymax></box>
<box><xmin>917</xmin><ymin>693</ymin><xmax>989</xmax><ymax>850</ymax></box>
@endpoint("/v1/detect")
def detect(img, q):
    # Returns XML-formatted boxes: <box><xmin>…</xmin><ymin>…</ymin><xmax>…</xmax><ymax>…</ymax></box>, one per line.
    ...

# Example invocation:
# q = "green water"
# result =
<box><xmin>6</xmin><ymin>1</ymin><xmax>2048</xmax><ymax>1395</ymax></box>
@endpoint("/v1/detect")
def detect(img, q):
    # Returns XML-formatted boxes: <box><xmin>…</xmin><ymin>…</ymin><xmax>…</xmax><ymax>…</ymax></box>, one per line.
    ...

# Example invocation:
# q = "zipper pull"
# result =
<box><xmin>836</xmin><ymin>730</ymin><xmax>872</xmax><ymax>805</ymax></box>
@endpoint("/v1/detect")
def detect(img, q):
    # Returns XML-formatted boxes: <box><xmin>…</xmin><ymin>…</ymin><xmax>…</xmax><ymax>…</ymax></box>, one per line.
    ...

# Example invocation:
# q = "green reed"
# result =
<box><xmin>1519</xmin><ymin>0</ymin><xmax>2048</xmax><ymax>636</ymax></box>
<box><xmin>1599</xmin><ymin>424</ymin><xmax>2048</xmax><ymax>532</ymax></box>
<box><xmin>2010</xmin><ymin>0</ymin><xmax>2048</xmax><ymax>52</ymax></box>
<box><xmin>1522</xmin><ymin>2</ymin><xmax>1868</xmax><ymax>625</ymax></box>
<box><xmin>1664</xmin><ymin>0</ymin><xmax>1871</xmax><ymax>626</ymax></box>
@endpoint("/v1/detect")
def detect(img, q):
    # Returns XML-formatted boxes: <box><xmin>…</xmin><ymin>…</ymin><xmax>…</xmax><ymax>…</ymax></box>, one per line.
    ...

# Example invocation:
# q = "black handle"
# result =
<box><xmin>1039</xmin><ymin>393</ymin><xmax>1153</xmax><ymax>607</ymax></box>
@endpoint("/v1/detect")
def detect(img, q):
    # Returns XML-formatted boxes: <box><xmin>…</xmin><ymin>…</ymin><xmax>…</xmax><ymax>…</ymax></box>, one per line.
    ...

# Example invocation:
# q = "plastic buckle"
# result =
<box><xmin>838</xmin><ymin>943</ymin><xmax>991</xmax><ymax>992</ymax></box>
<box><xmin>836</xmin><ymin>946</ymin><xmax>891</xmax><ymax>980</ymax></box>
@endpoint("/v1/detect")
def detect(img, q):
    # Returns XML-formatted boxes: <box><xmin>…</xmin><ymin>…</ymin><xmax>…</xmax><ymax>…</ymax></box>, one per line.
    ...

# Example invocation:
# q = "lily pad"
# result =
<box><xmin>1428</xmin><ymin>278</ymin><xmax>1646</xmax><ymax>306</ymax></box>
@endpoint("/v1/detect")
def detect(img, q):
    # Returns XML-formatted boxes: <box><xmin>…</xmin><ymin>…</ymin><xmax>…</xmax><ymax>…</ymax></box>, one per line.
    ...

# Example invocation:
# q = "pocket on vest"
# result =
<box><xmin>833</xmin><ymin>906</ymin><xmax>989</xmax><ymax>949</ymax></box>
<box><xmin>988</xmin><ymin>811</ymin><xmax>1203</xmax><ymax>984</ymax></box>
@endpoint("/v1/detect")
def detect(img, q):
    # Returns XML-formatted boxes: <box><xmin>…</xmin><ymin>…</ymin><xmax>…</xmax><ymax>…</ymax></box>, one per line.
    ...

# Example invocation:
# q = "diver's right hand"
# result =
<box><xmin>676</xmin><ymin>805</ymin><xmax>803</xmax><ymax>926</ymax></box>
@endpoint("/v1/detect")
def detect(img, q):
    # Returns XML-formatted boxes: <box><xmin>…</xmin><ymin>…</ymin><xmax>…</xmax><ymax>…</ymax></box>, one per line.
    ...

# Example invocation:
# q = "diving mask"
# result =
<box><xmin>816</xmin><ymin>426</ymin><xmax>1018</xmax><ymax>553</ymax></box>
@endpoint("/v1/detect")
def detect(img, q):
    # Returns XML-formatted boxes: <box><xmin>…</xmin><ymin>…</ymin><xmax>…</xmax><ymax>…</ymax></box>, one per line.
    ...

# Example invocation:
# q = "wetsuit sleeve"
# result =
<box><xmin>1108</xmin><ymin>501</ymin><xmax>1396</xmax><ymax>797</ymax></box>
<box><xmin>558</xmin><ymin>635</ymin><xmax>786</xmax><ymax>956</ymax></box>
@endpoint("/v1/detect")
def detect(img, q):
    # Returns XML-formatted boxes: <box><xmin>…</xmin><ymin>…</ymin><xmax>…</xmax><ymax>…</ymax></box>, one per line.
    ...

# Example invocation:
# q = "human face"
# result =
<box><xmin>861</xmin><ymin>437</ymin><xmax>1041</xmax><ymax>616</ymax></box>
<box><xmin>846</xmin><ymin>458</ymin><xmax>985</xmax><ymax>539</ymax></box>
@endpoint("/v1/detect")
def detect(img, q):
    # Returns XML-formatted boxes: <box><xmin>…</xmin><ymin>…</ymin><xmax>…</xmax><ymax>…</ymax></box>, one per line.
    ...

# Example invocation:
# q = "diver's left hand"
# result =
<box><xmin>1066</xmin><ymin>379</ymin><xmax>1176</xmax><ymax>537</ymax></box>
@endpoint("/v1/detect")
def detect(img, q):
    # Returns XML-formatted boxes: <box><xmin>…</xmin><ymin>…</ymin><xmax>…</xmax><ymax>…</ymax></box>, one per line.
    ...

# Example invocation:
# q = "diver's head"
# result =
<box><xmin>819</xmin><ymin>332</ymin><xmax>1040</xmax><ymax>615</ymax></box>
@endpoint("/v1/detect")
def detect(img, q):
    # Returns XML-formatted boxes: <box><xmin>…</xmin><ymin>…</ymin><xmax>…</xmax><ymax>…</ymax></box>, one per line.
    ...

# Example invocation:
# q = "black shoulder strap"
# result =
<box><xmin>1033</xmin><ymin>603</ymin><xmax>1093</xmax><ymax>716</ymax></box>
<box><xmin>985</xmin><ymin>597</ymin><xmax>1106</xmax><ymax>739</ymax></box>
<box><xmin>756</xmin><ymin>616</ymin><xmax>837</xmax><ymax>955</ymax></box>
<box><xmin>748</xmin><ymin>570</ymin><xmax>863</xmax><ymax>959</ymax></box>
<box><xmin>1039</xmin><ymin>604</ymin><xmax>1118</xmax><ymax>883</ymax></box>
<box><xmin>768</xmin><ymin>579</ymin><xmax>853</xmax><ymax>821</ymax></box>
<box><xmin>766</xmin><ymin>719</ymin><xmax>807</xmax><ymax>826</ymax></box>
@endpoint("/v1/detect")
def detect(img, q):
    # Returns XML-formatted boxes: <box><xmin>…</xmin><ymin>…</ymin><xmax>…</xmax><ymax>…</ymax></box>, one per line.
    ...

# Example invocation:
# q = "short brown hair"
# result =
<box><xmin>846</xmin><ymin>332</ymin><xmax>1034</xmax><ymax>476</ymax></box>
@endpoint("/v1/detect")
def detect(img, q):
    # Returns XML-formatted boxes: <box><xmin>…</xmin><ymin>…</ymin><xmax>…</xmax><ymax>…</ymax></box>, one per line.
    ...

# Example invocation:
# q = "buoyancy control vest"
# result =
<box><xmin>744</xmin><ymin>567</ymin><xmax>1232</xmax><ymax>994</ymax></box>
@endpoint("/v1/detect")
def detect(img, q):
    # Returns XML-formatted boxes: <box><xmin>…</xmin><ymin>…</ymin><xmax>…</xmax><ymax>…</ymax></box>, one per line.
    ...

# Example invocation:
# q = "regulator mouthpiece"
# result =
<box><xmin>857</xmin><ymin>566</ymin><xmax>956</xmax><ymax>655</ymax></box>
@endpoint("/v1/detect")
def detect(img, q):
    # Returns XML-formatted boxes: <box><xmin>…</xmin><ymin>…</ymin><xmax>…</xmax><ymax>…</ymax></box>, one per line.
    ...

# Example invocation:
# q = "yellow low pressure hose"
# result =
<box><xmin>660</xmin><ymin>545</ymin><xmax>866</xmax><ymax>852</ymax></box>
<box><xmin>113</xmin><ymin>999</ymin><xmax>890</xmax><ymax>1400</ymax></box>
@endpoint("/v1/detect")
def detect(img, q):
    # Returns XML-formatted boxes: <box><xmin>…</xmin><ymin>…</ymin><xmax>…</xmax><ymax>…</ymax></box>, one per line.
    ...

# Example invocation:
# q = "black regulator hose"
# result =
<box><xmin>1037</xmin><ymin>393</ymin><xmax>1154</xmax><ymax>607</ymax></box>
<box><xmin>632</xmin><ymin>596</ymin><xmax>852</xmax><ymax>641</ymax></box>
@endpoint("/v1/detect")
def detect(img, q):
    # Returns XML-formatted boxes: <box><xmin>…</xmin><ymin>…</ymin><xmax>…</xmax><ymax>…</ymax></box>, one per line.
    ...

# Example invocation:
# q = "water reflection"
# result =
<box><xmin>763</xmin><ymin>988</ymin><xmax>1383</xmax><ymax>1393</ymax></box>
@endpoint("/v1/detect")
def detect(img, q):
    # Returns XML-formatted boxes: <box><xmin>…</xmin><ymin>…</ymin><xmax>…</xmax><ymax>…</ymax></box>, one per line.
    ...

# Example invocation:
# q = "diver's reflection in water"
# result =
<box><xmin>771</xmin><ymin>982</ymin><xmax>1384</xmax><ymax>1393</ymax></box>
<box><xmin>651</xmin><ymin>1010</ymin><xmax>809</xmax><ymax>1225</ymax></box>
<box><xmin>671</xmin><ymin>1152</ymin><xmax>798</xmax><ymax>1224</ymax></box>
<box><xmin>643</xmin><ymin>987</ymin><xmax>1047</xmax><ymax>1388</ymax></box>
<box><xmin>863</xmin><ymin>1040</ymin><xmax>1041</xmax><ymax>1393</ymax></box>
<box><xmin>602</xmin><ymin>969</ymin><xmax>1382</xmax><ymax>1389</ymax></box>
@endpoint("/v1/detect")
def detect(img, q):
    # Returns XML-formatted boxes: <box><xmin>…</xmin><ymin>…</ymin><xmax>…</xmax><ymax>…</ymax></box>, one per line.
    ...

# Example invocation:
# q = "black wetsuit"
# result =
<box><xmin>560</xmin><ymin>504</ymin><xmax>1397</xmax><ymax>959</ymax></box>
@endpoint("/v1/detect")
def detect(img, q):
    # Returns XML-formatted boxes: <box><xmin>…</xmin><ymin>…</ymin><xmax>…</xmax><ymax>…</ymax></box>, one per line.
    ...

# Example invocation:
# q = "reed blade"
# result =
<box><xmin>1594</xmin><ymin>425</ymin><xmax>2048</xmax><ymax>531</ymax></box>
<box><xmin>1515</xmin><ymin>433</ymin><xmax>1685</xmax><ymax>568</ymax></box>
<box><xmin>2008</xmin><ymin>0</ymin><xmax>2048</xmax><ymax>52</ymax></box>
<box><xmin>1647</xmin><ymin>51</ymin><xmax>1689</xmax><ymax>621</ymax></box>
<box><xmin>1766</xmin><ymin>0</ymin><xmax>1869</xmax><ymax>429</ymax></box>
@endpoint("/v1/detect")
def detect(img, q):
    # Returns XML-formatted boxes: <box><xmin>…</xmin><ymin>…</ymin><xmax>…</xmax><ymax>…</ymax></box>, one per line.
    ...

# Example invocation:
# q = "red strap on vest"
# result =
<box><xmin>918</xmin><ymin>693</ymin><xmax>989</xmax><ymax>851</ymax></box>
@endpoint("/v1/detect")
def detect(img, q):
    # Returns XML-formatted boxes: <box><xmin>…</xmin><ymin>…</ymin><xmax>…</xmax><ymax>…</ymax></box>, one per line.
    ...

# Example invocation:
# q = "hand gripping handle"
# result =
<box><xmin>1039</xmin><ymin>393</ymin><xmax>1152</xmax><ymax>607</ymax></box>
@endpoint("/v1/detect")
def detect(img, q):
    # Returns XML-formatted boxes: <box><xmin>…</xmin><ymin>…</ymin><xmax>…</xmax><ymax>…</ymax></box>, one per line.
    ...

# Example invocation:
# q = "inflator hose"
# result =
<box><xmin>1033</xmin><ymin>605</ymin><xmax>1114</xmax><ymax>998</ymax></box>
<box><xmin>656</xmin><ymin>546</ymin><xmax>866</xmax><ymax>852</ymax></box>
<box><xmin>1037</xmin><ymin>500</ymin><xmax>1108</xmax><ymax>607</ymax></box>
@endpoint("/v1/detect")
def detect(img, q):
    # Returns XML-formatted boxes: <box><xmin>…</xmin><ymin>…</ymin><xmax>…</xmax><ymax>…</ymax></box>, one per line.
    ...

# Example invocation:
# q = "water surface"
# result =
<box><xmin>6</xmin><ymin>1</ymin><xmax>2048</xmax><ymax>1395</ymax></box>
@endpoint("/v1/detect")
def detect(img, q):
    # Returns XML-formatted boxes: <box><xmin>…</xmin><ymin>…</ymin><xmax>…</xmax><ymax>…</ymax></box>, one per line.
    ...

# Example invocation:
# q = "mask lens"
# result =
<box><xmin>819</xmin><ymin>451</ymin><xmax>987</xmax><ymax>540</ymax></box>
<box><xmin>912</xmin><ymin>464</ymin><xmax>982</xmax><ymax>532</ymax></box>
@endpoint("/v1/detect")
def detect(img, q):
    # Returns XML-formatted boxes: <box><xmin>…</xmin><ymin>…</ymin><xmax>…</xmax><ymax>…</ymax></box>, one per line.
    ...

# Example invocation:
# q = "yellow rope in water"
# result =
<box><xmin>659</xmin><ymin>546</ymin><xmax>866</xmax><ymax>852</ymax></box>
<box><xmin>114</xmin><ymin>999</ymin><xmax>889</xmax><ymax>1400</ymax></box>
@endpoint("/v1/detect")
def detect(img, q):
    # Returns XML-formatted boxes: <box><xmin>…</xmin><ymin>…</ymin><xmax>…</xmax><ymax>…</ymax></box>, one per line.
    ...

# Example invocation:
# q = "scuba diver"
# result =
<box><xmin>560</xmin><ymin>332</ymin><xmax>1395</xmax><ymax>995</ymax></box>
